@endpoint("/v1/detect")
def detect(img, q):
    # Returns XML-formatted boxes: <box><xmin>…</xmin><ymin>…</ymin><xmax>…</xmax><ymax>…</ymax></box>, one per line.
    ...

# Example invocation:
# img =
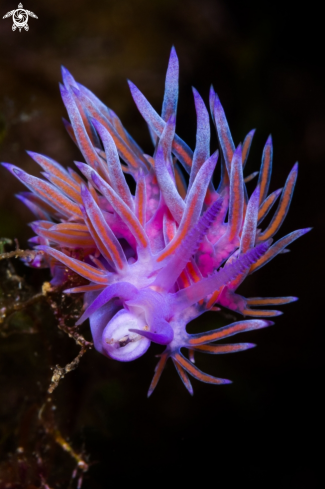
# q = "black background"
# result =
<box><xmin>0</xmin><ymin>1</ymin><xmax>323</xmax><ymax>487</ymax></box>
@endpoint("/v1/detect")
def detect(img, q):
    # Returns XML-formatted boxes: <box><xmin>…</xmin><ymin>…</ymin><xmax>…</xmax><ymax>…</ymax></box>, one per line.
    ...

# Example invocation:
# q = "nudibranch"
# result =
<box><xmin>2</xmin><ymin>48</ymin><xmax>310</xmax><ymax>395</ymax></box>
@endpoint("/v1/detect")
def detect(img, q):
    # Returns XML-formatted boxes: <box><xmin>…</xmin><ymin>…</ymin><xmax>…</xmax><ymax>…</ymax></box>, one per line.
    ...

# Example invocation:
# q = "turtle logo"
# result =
<box><xmin>2</xmin><ymin>3</ymin><xmax>38</xmax><ymax>32</ymax></box>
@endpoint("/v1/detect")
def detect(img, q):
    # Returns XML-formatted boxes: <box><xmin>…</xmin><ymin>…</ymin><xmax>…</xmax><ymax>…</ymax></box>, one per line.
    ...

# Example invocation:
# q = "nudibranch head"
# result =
<box><xmin>2</xmin><ymin>47</ymin><xmax>310</xmax><ymax>395</ymax></box>
<box><xmin>102</xmin><ymin>309</ymin><xmax>150</xmax><ymax>362</ymax></box>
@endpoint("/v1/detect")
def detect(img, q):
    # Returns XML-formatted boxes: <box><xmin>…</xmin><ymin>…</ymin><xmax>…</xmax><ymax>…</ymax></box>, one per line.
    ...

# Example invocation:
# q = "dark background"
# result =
<box><xmin>0</xmin><ymin>0</ymin><xmax>323</xmax><ymax>487</ymax></box>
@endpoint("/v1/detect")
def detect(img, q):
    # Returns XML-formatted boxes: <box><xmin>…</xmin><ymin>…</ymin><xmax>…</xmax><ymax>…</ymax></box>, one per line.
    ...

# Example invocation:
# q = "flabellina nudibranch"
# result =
<box><xmin>2</xmin><ymin>48</ymin><xmax>310</xmax><ymax>396</ymax></box>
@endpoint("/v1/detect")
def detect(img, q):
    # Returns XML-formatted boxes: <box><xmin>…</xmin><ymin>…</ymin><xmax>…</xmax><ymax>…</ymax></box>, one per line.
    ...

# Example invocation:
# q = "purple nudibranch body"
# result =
<box><xmin>2</xmin><ymin>48</ymin><xmax>310</xmax><ymax>395</ymax></box>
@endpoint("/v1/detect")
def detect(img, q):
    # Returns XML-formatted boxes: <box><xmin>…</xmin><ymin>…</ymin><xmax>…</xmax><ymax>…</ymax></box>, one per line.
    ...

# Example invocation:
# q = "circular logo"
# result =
<box><xmin>13</xmin><ymin>9</ymin><xmax>28</xmax><ymax>30</ymax></box>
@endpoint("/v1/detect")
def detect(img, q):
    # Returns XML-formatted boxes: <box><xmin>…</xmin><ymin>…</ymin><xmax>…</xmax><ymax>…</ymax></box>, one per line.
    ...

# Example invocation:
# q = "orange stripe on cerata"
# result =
<box><xmin>68</xmin><ymin>263</ymin><xmax>108</xmax><ymax>284</ymax></box>
<box><xmin>240</xmin><ymin>232</ymin><xmax>251</xmax><ymax>255</ymax></box>
<box><xmin>157</xmin><ymin>195</ymin><xmax>198</xmax><ymax>262</ymax></box>
<box><xmin>179</xmin><ymin>270</ymin><xmax>191</xmax><ymax>289</ymax></box>
<box><xmin>249</xmin><ymin>251</ymin><xmax>269</xmax><ymax>272</ymax></box>
<box><xmin>116</xmin><ymin>180</ymin><xmax>132</xmax><ymax>210</ymax></box>
<box><xmin>173</xmin><ymin>140</ymin><xmax>192</xmax><ymax>170</ymax></box>
<box><xmin>90</xmin><ymin>256</ymin><xmax>107</xmax><ymax>271</ymax></box>
<box><xmin>144</xmin><ymin>155</ymin><xmax>155</xmax><ymax>168</ymax></box>
<box><xmin>188</xmin><ymin>322</ymin><xmax>251</xmax><ymax>345</ymax></box>
<box><xmin>40</xmin><ymin>230</ymin><xmax>94</xmax><ymax>247</ymax></box>
<box><xmin>174</xmin><ymin>353</ymin><xmax>224</xmax><ymax>384</ymax></box>
<box><xmin>84</xmin><ymin>213</ymin><xmax>115</xmax><ymax>267</ymax></box>
<box><xmin>174</xmin><ymin>165</ymin><xmax>187</xmax><ymax>199</ymax></box>
<box><xmin>204</xmin><ymin>187</ymin><xmax>216</xmax><ymax>206</ymax></box>
<box><xmin>173</xmin><ymin>360</ymin><xmax>191</xmax><ymax>388</ymax></box>
<box><xmin>36</xmin><ymin>185</ymin><xmax>82</xmax><ymax>217</ymax></box>
<box><xmin>88</xmin><ymin>184</ymin><xmax>100</xmax><ymax>206</ymax></box>
<box><xmin>186</xmin><ymin>262</ymin><xmax>204</xmax><ymax>305</ymax></box>
<box><xmin>66</xmin><ymin>284</ymin><xmax>104</xmax><ymax>293</ymax></box>
<box><xmin>77</xmin><ymin>130</ymin><xmax>97</xmax><ymax>167</ymax></box>
<box><xmin>193</xmin><ymin>344</ymin><xmax>243</xmax><ymax>353</ymax></box>
<box><xmin>118</xmin><ymin>201</ymin><xmax>148</xmax><ymax>247</ymax></box>
<box><xmin>45</xmin><ymin>248</ymin><xmax>108</xmax><ymax>284</ymax></box>
<box><xmin>104</xmin><ymin>186</ymin><xmax>148</xmax><ymax>248</ymax></box>
<box><xmin>228</xmin><ymin>166</ymin><xmax>242</xmax><ymax>241</ymax></box>
<box><xmin>94</xmin><ymin>216</ymin><xmax>124</xmax><ymax>270</ymax></box>
<box><xmin>36</xmin><ymin>221</ymin><xmax>53</xmax><ymax>230</ymax></box>
<box><xmin>76</xmin><ymin>100</ymin><xmax>94</xmax><ymax>144</ymax></box>
<box><xmin>206</xmin><ymin>289</ymin><xmax>221</xmax><ymax>309</ymax></box>
<box><xmin>69</xmin><ymin>168</ymin><xmax>85</xmax><ymax>187</ymax></box>
<box><xmin>241</xmin><ymin>198</ymin><xmax>257</xmax><ymax>253</ymax></box>
<box><xmin>173</xmin><ymin>353</ymin><xmax>198</xmax><ymax>376</ymax></box>
<box><xmin>47</xmin><ymin>166</ymin><xmax>80</xmax><ymax>192</ymax></box>
<box><xmin>137</xmin><ymin>179</ymin><xmax>145</xmax><ymax>226</ymax></box>
<box><xmin>223</xmin><ymin>136</ymin><xmax>234</xmax><ymax>170</ymax></box>
<box><xmin>258</xmin><ymin>192</ymin><xmax>277</xmax><ymax>221</ymax></box>
<box><xmin>186</xmin><ymin>262</ymin><xmax>200</xmax><ymax>283</ymax></box>
<box><xmin>164</xmin><ymin>209</ymin><xmax>176</xmax><ymax>243</ymax></box>
<box><xmin>242</xmin><ymin>133</ymin><xmax>253</xmax><ymax>166</ymax></box>
<box><xmin>242</xmin><ymin>309</ymin><xmax>280</xmax><ymax>317</ymax></box>
<box><xmin>252</xmin><ymin>228</ymin><xmax>302</xmax><ymax>273</ymax></box>
<box><xmin>157</xmin><ymin>233</ymin><xmax>181</xmax><ymax>261</ymax></box>
<box><xmin>49</xmin><ymin>175</ymin><xmax>83</xmax><ymax>204</ymax></box>
<box><xmin>149</xmin><ymin>354</ymin><xmax>168</xmax><ymax>392</ymax></box>
<box><xmin>110</xmin><ymin>115</ymin><xmax>130</xmax><ymax>147</ymax></box>
<box><xmin>121</xmin><ymin>164</ymin><xmax>130</xmax><ymax>173</ymax></box>
<box><xmin>52</xmin><ymin>223</ymin><xmax>89</xmax><ymax>232</ymax></box>
<box><xmin>82</xmin><ymin>211</ymin><xmax>113</xmax><ymax>263</ymax></box>
<box><xmin>259</xmin><ymin>174</ymin><xmax>295</xmax><ymax>240</ymax></box>
<box><xmin>259</xmin><ymin>145</ymin><xmax>271</xmax><ymax>204</ymax></box>
<box><xmin>247</xmin><ymin>297</ymin><xmax>290</xmax><ymax>305</ymax></box>
<box><xmin>166</xmin><ymin>222</ymin><xmax>175</xmax><ymax>243</ymax></box>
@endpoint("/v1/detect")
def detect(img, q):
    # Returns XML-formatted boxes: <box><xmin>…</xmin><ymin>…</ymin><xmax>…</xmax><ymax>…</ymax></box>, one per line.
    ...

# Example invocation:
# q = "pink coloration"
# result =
<box><xmin>2</xmin><ymin>48</ymin><xmax>311</xmax><ymax>395</ymax></box>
